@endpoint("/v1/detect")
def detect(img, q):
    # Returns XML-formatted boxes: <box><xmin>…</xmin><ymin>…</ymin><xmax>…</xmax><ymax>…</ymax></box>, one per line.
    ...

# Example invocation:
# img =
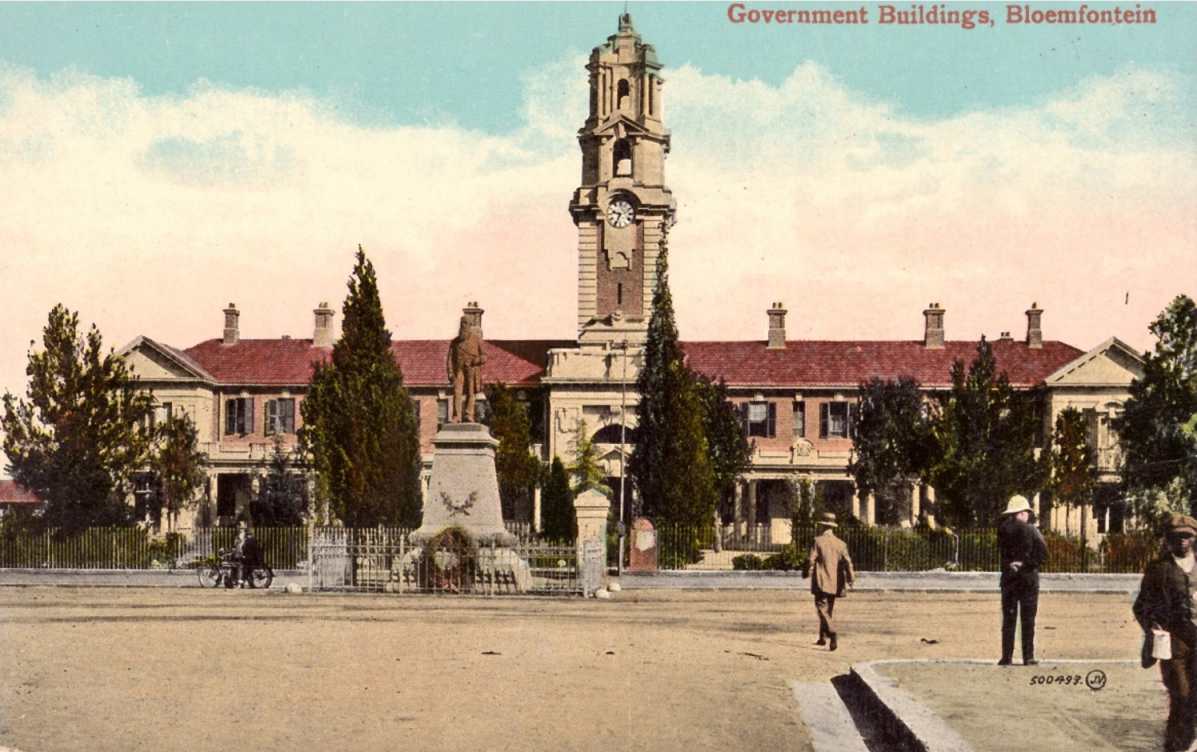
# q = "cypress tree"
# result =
<box><xmin>484</xmin><ymin>383</ymin><xmax>541</xmax><ymax>520</ymax></box>
<box><xmin>541</xmin><ymin>457</ymin><xmax>575</xmax><ymax>540</ymax></box>
<box><xmin>300</xmin><ymin>247</ymin><xmax>422</xmax><ymax>528</ymax></box>
<box><xmin>628</xmin><ymin>233</ymin><xmax>719</xmax><ymax>530</ymax></box>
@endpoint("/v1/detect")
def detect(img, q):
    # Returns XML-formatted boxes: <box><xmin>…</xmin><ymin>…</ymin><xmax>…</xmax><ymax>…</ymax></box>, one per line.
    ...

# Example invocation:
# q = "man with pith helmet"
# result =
<box><xmin>997</xmin><ymin>494</ymin><xmax>1047</xmax><ymax>666</ymax></box>
<box><xmin>807</xmin><ymin>511</ymin><xmax>854</xmax><ymax>652</ymax></box>
<box><xmin>1134</xmin><ymin>513</ymin><xmax>1197</xmax><ymax>752</ymax></box>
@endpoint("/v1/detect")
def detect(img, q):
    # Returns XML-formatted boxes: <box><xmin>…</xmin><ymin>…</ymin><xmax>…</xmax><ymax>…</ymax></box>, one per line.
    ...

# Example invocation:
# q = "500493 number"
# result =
<box><xmin>1030</xmin><ymin>674</ymin><xmax>1084</xmax><ymax>686</ymax></box>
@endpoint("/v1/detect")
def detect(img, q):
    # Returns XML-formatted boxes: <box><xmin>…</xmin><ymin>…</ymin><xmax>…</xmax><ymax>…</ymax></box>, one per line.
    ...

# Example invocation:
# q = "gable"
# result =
<box><xmin>121</xmin><ymin>337</ymin><xmax>212</xmax><ymax>382</ymax></box>
<box><xmin>1046</xmin><ymin>338</ymin><xmax>1144</xmax><ymax>387</ymax></box>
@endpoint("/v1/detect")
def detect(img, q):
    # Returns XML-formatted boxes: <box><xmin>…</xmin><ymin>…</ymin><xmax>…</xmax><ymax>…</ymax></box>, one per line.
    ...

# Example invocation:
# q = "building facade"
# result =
<box><xmin>120</xmin><ymin>15</ymin><xmax>1143</xmax><ymax>541</ymax></box>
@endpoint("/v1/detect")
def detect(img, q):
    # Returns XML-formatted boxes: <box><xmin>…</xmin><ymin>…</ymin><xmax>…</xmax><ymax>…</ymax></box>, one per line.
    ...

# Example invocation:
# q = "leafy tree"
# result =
<box><xmin>540</xmin><ymin>457</ymin><xmax>575</xmax><ymax>540</ymax></box>
<box><xmin>568</xmin><ymin>418</ymin><xmax>612</xmax><ymax>497</ymax></box>
<box><xmin>695</xmin><ymin>375</ymin><xmax>752</xmax><ymax>510</ymax></box>
<box><xmin>628</xmin><ymin>233</ymin><xmax>719</xmax><ymax>529</ymax></box>
<box><xmin>2</xmin><ymin>305</ymin><xmax>155</xmax><ymax>532</ymax></box>
<box><xmin>484</xmin><ymin>383</ymin><xmax>541</xmax><ymax>521</ymax></box>
<box><xmin>250</xmin><ymin>436</ymin><xmax>309</xmax><ymax>526</ymax></box>
<box><xmin>928</xmin><ymin>338</ymin><xmax>1046</xmax><ymax>527</ymax></box>
<box><xmin>150</xmin><ymin>414</ymin><xmax>208</xmax><ymax>532</ymax></box>
<box><xmin>849</xmin><ymin>377</ymin><xmax>934</xmax><ymax>496</ymax></box>
<box><xmin>300</xmin><ymin>247</ymin><xmax>422</xmax><ymax>528</ymax></box>
<box><xmin>1116</xmin><ymin>294</ymin><xmax>1197</xmax><ymax>524</ymax></box>
<box><xmin>1046</xmin><ymin>407</ymin><xmax>1096</xmax><ymax>537</ymax></box>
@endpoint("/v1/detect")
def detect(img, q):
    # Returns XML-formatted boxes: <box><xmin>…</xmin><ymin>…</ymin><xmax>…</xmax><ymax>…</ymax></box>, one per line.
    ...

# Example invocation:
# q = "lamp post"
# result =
<box><xmin>615</xmin><ymin>339</ymin><xmax>630</xmax><ymax>575</ymax></box>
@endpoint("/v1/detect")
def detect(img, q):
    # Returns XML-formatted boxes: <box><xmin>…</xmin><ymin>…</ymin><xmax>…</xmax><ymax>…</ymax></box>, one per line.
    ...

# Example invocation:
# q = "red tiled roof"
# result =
<box><xmin>180</xmin><ymin>337</ymin><xmax>1080</xmax><ymax>389</ymax></box>
<box><xmin>0</xmin><ymin>480</ymin><xmax>40</xmax><ymax>505</ymax></box>
<box><xmin>681</xmin><ymin>340</ymin><xmax>1083</xmax><ymax>388</ymax></box>
<box><xmin>181</xmin><ymin>339</ymin><xmax>572</xmax><ymax>387</ymax></box>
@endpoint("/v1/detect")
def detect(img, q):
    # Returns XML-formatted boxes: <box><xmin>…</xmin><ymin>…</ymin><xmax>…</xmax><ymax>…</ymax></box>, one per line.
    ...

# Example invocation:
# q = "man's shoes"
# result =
<box><xmin>814</xmin><ymin>639</ymin><xmax>826</xmax><ymax>646</ymax></box>
<box><xmin>829</xmin><ymin>636</ymin><xmax>838</xmax><ymax>652</ymax></box>
<box><xmin>997</xmin><ymin>658</ymin><xmax>1013</xmax><ymax>666</ymax></box>
<box><xmin>1024</xmin><ymin>658</ymin><xmax>1039</xmax><ymax>666</ymax></box>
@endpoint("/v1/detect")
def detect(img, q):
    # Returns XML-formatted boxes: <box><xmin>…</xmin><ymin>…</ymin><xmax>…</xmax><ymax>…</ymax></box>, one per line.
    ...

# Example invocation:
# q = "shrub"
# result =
<box><xmin>1100</xmin><ymin>532</ymin><xmax>1160</xmax><ymax>573</ymax></box>
<box><xmin>732</xmin><ymin>553</ymin><xmax>764</xmax><ymax>570</ymax></box>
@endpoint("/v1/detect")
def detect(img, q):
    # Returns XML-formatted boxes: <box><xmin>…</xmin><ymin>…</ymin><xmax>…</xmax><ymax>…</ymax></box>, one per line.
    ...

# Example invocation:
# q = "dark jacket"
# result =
<box><xmin>998</xmin><ymin>516</ymin><xmax>1046</xmax><ymax>574</ymax></box>
<box><xmin>1134</xmin><ymin>555</ymin><xmax>1197</xmax><ymax>644</ymax></box>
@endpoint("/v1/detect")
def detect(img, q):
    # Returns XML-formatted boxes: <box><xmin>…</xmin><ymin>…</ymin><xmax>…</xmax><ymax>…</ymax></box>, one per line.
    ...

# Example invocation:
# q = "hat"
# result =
<box><xmin>1165</xmin><ymin>514</ymin><xmax>1197</xmax><ymax>536</ymax></box>
<box><xmin>816</xmin><ymin>512</ymin><xmax>837</xmax><ymax>528</ymax></box>
<box><xmin>1002</xmin><ymin>495</ymin><xmax>1032</xmax><ymax>516</ymax></box>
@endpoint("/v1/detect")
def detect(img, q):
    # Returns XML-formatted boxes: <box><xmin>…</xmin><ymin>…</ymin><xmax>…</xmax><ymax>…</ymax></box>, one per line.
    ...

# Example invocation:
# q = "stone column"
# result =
<box><xmin>746</xmin><ymin>480</ymin><xmax>758</xmax><ymax>543</ymax></box>
<box><xmin>1031</xmin><ymin>492</ymin><xmax>1041</xmax><ymax>518</ymax></box>
<box><xmin>727</xmin><ymin>481</ymin><xmax>737</xmax><ymax>541</ymax></box>
<box><xmin>865</xmin><ymin>492</ymin><xmax>876</xmax><ymax>527</ymax></box>
<box><xmin>851</xmin><ymin>487</ymin><xmax>861</xmax><ymax>522</ymax></box>
<box><xmin>533</xmin><ymin>486</ymin><xmax>543</xmax><ymax>533</ymax></box>
<box><xmin>910</xmin><ymin>483</ymin><xmax>921</xmax><ymax>526</ymax></box>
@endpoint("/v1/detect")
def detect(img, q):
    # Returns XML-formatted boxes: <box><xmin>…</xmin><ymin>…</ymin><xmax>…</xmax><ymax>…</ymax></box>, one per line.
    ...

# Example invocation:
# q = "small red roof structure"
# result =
<box><xmin>0</xmin><ymin>479</ymin><xmax>40</xmax><ymax>506</ymax></box>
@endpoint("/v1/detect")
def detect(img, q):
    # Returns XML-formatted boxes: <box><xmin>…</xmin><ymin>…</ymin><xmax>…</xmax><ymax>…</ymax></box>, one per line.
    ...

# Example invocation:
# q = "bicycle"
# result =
<box><xmin>196</xmin><ymin>547</ymin><xmax>274</xmax><ymax>589</ymax></box>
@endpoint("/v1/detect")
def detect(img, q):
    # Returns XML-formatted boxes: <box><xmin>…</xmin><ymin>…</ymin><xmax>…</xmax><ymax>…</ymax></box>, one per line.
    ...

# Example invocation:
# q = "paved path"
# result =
<box><xmin>0</xmin><ymin>568</ymin><xmax>1143</xmax><ymax>592</ymax></box>
<box><xmin>790</xmin><ymin>681</ymin><xmax>871</xmax><ymax>752</ymax></box>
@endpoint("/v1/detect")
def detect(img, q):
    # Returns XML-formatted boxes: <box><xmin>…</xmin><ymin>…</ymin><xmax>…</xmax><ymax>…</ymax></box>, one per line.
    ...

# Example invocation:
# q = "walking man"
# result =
<box><xmin>807</xmin><ymin>512</ymin><xmax>854</xmax><ymax>651</ymax></box>
<box><xmin>1133</xmin><ymin>514</ymin><xmax>1197</xmax><ymax>752</ymax></box>
<box><xmin>997</xmin><ymin>494</ymin><xmax>1047</xmax><ymax>666</ymax></box>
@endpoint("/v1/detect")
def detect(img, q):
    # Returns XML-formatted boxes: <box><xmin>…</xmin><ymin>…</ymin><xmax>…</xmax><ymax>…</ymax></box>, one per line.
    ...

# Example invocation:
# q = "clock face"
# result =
<box><xmin>608</xmin><ymin>199</ymin><xmax>635</xmax><ymax>228</ymax></box>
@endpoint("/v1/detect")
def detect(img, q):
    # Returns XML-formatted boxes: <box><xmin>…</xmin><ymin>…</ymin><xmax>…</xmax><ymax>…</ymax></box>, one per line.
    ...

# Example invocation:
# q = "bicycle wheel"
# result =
<box><xmin>251</xmin><ymin>566</ymin><xmax>274</xmax><ymax>589</ymax></box>
<box><xmin>196</xmin><ymin>564</ymin><xmax>221</xmax><ymax>588</ymax></box>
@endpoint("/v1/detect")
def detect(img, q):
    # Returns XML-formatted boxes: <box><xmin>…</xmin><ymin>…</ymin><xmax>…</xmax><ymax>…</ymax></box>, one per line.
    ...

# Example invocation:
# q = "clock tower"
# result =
<box><xmin>570</xmin><ymin>13</ymin><xmax>675</xmax><ymax>345</ymax></box>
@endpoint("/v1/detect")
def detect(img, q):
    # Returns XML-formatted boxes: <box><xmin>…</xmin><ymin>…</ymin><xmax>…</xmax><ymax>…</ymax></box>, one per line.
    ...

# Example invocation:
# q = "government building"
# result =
<box><xmin>120</xmin><ymin>15</ymin><xmax>1144</xmax><ymax>543</ymax></box>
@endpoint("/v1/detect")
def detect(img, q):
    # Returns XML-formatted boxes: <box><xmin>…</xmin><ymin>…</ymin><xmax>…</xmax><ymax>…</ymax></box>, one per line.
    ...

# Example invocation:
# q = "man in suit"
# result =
<box><xmin>997</xmin><ymin>494</ymin><xmax>1048</xmax><ymax>666</ymax></box>
<box><xmin>807</xmin><ymin>512</ymin><xmax>854</xmax><ymax>651</ymax></box>
<box><xmin>1134</xmin><ymin>513</ymin><xmax>1197</xmax><ymax>752</ymax></box>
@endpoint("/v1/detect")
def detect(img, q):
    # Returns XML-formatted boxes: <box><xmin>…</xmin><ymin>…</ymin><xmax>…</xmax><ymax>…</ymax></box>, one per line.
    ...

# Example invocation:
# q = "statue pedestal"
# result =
<box><xmin>411</xmin><ymin>423</ymin><xmax>515</xmax><ymax>546</ymax></box>
<box><xmin>406</xmin><ymin>422</ymin><xmax>529</xmax><ymax>592</ymax></box>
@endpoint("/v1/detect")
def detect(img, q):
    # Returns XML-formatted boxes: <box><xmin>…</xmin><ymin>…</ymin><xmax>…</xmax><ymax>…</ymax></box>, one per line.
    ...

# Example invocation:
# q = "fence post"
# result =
<box><xmin>307</xmin><ymin>524</ymin><xmax>314</xmax><ymax>593</ymax></box>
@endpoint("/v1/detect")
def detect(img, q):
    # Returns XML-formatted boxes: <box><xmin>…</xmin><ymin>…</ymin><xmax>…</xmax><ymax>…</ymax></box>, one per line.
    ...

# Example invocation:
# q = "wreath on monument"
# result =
<box><xmin>418</xmin><ymin>525</ymin><xmax>479</xmax><ymax>592</ymax></box>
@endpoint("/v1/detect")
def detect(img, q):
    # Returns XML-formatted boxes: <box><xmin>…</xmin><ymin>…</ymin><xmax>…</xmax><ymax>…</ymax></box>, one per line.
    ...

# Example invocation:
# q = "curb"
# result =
<box><xmin>849</xmin><ymin>659</ymin><xmax>1140</xmax><ymax>752</ymax></box>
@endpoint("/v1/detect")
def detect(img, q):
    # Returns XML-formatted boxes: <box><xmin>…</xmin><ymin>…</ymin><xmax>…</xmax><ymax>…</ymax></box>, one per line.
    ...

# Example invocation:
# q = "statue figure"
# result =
<box><xmin>446</xmin><ymin>315</ymin><xmax>486</xmax><ymax>423</ymax></box>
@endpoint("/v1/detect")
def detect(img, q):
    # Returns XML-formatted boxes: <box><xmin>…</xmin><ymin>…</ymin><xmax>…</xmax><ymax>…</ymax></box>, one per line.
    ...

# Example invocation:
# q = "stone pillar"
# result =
<box><xmin>910</xmin><ymin>483</ymin><xmax>921</xmax><ymax>526</ymax></box>
<box><xmin>727</xmin><ymin>481</ymin><xmax>737</xmax><ymax>541</ymax></box>
<box><xmin>574</xmin><ymin>488</ymin><xmax>611</xmax><ymax>569</ymax></box>
<box><xmin>746</xmin><ymin>480</ymin><xmax>758</xmax><ymax>543</ymax></box>
<box><xmin>865</xmin><ymin>492</ymin><xmax>876</xmax><ymax>527</ymax></box>
<box><xmin>851</xmin><ymin>488</ymin><xmax>861</xmax><ymax>521</ymax></box>
<box><xmin>1031</xmin><ymin>492</ymin><xmax>1041</xmax><ymax>519</ymax></box>
<box><xmin>533</xmin><ymin>486</ymin><xmax>543</xmax><ymax>533</ymax></box>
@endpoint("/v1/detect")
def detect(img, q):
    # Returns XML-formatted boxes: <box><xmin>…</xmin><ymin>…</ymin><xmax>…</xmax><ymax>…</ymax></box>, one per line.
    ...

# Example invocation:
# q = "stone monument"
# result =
<box><xmin>405</xmin><ymin>307</ymin><xmax>530</xmax><ymax>591</ymax></box>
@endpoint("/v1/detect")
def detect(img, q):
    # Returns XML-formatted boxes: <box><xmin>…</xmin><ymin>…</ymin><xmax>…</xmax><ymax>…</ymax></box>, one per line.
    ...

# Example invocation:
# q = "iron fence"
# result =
<box><xmin>307</xmin><ymin>527</ymin><xmax>589</xmax><ymax>595</ymax></box>
<box><xmin>0</xmin><ymin>526</ymin><xmax>311</xmax><ymax>570</ymax></box>
<box><xmin>651</xmin><ymin>523</ymin><xmax>1162</xmax><ymax>574</ymax></box>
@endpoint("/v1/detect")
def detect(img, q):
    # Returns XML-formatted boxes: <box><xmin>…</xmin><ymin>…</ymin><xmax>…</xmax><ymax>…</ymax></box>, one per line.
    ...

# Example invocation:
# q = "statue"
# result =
<box><xmin>446</xmin><ymin>315</ymin><xmax>486</xmax><ymax>423</ymax></box>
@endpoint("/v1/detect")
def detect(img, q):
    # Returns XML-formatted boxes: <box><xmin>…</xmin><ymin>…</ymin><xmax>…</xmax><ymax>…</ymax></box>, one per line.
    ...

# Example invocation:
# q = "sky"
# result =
<box><xmin>1</xmin><ymin>2</ymin><xmax>1195</xmax><ymax>433</ymax></box>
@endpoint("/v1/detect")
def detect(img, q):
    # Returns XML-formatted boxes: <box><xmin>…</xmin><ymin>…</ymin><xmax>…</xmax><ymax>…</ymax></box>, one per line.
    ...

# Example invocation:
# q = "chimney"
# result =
<box><xmin>463</xmin><ymin>301</ymin><xmax>484</xmax><ymax>334</ymax></box>
<box><xmin>313</xmin><ymin>301</ymin><xmax>335</xmax><ymax>348</ymax></box>
<box><xmin>1025</xmin><ymin>302</ymin><xmax>1043</xmax><ymax>349</ymax></box>
<box><xmin>766</xmin><ymin>302</ymin><xmax>787</xmax><ymax>350</ymax></box>
<box><xmin>997</xmin><ymin>331</ymin><xmax>1012</xmax><ymax>342</ymax></box>
<box><xmin>222</xmin><ymin>303</ymin><xmax>240</xmax><ymax>346</ymax></box>
<box><xmin>922</xmin><ymin>303</ymin><xmax>945</xmax><ymax>349</ymax></box>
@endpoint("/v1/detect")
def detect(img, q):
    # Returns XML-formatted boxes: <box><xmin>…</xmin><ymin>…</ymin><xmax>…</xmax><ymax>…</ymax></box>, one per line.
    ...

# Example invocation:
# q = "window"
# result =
<box><xmin>613</xmin><ymin>139</ymin><xmax>632</xmax><ymax>177</ymax></box>
<box><xmin>819</xmin><ymin>402</ymin><xmax>854</xmax><ymax>439</ymax></box>
<box><xmin>143</xmin><ymin>401</ymin><xmax>173</xmax><ymax>432</ymax></box>
<box><xmin>617</xmin><ymin>79</ymin><xmax>630</xmax><ymax>110</ymax></box>
<box><xmin>741</xmin><ymin>401</ymin><xmax>776</xmax><ymax>438</ymax></box>
<box><xmin>265</xmin><ymin>398</ymin><xmax>295</xmax><ymax>435</ymax></box>
<box><xmin>437</xmin><ymin>399</ymin><xmax>449</xmax><ymax>428</ymax></box>
<box><xmin>225</xmin><ymin>397</ymin><xmax>253</xmax><ymax>436</ymax></box>
<box><xmin>793</xmin><ymin>401</ymin><xmax>805</xmax><ymax>438</ymax></box>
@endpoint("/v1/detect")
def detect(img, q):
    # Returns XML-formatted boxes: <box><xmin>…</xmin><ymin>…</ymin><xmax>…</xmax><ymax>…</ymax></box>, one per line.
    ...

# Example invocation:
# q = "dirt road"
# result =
<box><xmin>0</xmin><ymin>588</ymin><xmax>1142</xmax><ymax>752</ymax></box>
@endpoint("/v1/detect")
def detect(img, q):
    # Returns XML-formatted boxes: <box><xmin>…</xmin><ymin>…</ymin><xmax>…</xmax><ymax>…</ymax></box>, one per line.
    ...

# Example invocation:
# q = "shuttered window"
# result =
<box><xmin>224</xmin><ymin>397</ymin><xmax>253</xmax><ymax>436</ymax></box>
<box><xmin>741</xmin><ymin>401</ymin><xmax>776</xmax><ymax>438</ymax></box>
<box><xmin>265</xmin><ymin>398</ymin><xmax>295</xmax><ymax>435</ymax></box>
<box><xmin>819</xmin><ymin>402</ymin><xmax>854</xmax><ymax>439</ymax></box>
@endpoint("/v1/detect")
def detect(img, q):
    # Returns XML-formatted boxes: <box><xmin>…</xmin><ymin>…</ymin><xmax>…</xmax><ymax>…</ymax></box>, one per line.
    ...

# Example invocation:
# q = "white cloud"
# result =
<box><xmin>0</xmin><ymin>55</ymin><xmax>1194</xmax><ymax>454</ymax></box>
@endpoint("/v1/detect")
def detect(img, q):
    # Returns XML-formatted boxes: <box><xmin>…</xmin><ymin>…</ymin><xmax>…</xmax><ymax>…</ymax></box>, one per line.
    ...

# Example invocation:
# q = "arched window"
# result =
<box><xmin>613</xmin><ymin>139</ymin><xmax>632</xmax><ymax>177</ymax></box>
<box><xmin>593</xmin><ymin>423</ymin><xmax>637</xmax><ymax>444</ymax></box>
<box><xmin>617</xmin><ymin>79</ymin><xmax>630</xmax><ymax>111</ymax></box>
